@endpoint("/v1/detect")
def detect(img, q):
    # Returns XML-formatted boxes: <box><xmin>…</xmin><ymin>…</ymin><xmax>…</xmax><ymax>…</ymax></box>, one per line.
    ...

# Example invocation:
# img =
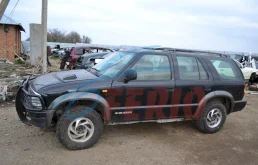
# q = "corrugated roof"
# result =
<box><xmin>0</xmin><ymin>15</ymin><xmax>25</xmax><ymax>32</ymax></box>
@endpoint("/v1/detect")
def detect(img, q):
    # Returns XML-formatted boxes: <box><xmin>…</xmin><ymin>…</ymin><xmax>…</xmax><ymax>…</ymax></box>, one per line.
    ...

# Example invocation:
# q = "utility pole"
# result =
<box><xmin>0</xmin><ymin>0</ymin><xmax>10</xmax><ymax>20</ymax></box>
<box><xmin>41</xmin><ymin>0</ymin><xmax>48</xmax><ymax>74</ymax></box>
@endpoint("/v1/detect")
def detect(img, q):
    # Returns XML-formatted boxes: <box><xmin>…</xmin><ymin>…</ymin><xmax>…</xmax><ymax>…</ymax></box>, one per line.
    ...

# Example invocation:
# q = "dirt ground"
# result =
<box><xmin>0</xmin><ymin>94</ymin><xmax>257</xmax><ymax>165</ymax></box>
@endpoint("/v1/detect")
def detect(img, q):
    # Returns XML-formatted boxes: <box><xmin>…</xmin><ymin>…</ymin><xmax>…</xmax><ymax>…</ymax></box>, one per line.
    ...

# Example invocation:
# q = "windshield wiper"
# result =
<box><xmin>90</xmin><ymin>67</ymin><xmax>101</xmax><ymax>77</ymax></box>
<box><xmin>91</xmin><ymin>67</ymin><xmax>99</xmax><ymax>72</ymax></box>
<box><xmin>86</xmin><ymin>68</ymin><xmax>98</xmax><ymax>77</ymax></box>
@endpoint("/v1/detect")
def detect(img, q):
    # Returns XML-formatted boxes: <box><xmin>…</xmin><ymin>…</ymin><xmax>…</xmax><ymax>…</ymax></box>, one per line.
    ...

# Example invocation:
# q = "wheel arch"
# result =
<box><xmin>48</xmin><ymin>92</ymin><xmax>111</xmax><ymax>123</ymax></box>
<box><xmin>249</xmin><ymin>72</ymin><xmax>258</xmax><ymax>82</ymax></box>
<box><xmin>195</xmin><ymin>91</ymin><xmax>234</xmax><ymax>118</ymax></box>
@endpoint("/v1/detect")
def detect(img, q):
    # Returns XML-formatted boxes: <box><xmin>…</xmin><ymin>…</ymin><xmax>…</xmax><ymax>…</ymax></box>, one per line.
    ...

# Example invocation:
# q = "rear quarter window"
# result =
<box><xmin>208</xmin><ymin>58</ymin><xmax>243</xmax><ymax>80</ymax></box>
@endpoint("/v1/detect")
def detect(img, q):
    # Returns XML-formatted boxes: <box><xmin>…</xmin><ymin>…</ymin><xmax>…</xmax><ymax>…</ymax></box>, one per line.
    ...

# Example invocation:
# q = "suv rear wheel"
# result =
<box><xmin>196</xmin><ymin>100</ymin><xmax>227</xmax><ymax>133</ymax></box>
<box><xmin>56</xmin><ymin>106</ymin><xmax>103</xmax><ymax>150</ymax></box>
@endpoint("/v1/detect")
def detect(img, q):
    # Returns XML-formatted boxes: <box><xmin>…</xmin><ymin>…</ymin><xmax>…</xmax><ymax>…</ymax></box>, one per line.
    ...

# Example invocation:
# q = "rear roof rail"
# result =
<box><xmin>144</xmin><ymin>47</ymin><xmax>229</xmax><ymax>57</ymax></box>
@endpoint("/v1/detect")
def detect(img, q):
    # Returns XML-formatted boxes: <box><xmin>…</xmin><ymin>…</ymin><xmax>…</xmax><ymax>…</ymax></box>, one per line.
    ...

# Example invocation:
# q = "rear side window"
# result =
<box><xmin>210</xmin><ymin>59</ymin><xmax>238</xmax><ymax>80</ymax></box>
<box><xmin>177</xmin><ymin>56</ymin><xmax>208</xmax><ymax>80</ymax></box>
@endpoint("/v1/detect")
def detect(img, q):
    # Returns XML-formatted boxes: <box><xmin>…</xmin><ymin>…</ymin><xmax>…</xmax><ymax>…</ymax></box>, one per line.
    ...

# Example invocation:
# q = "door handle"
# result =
<box><xmin>204</xmin><ymin>86</ymin><xmax>212</xmax><ymax>91</ymax></box>
<box><xmin>167</xmin><ymin>88</ymin><xmax>174</xmax><ymax>92</ymax></box>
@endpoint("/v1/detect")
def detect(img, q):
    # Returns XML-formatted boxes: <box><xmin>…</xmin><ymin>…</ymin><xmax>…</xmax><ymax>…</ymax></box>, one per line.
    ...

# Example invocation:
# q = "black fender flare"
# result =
<box><xmin>48</xmin><ymin>92</ymin><xmax>111</xmax><ymax>122</ymax></box>
<box><xmin>194</xmin><ymin>91</ymin><xmax>234</xmax><ymax>118</ymax></box>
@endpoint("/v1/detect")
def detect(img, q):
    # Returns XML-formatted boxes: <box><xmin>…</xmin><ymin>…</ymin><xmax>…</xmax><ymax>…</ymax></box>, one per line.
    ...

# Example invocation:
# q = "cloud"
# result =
<box><xmin>3</xmin><ymin>0</ymin><xmax>258</xmax><ymax>52</ymax></box>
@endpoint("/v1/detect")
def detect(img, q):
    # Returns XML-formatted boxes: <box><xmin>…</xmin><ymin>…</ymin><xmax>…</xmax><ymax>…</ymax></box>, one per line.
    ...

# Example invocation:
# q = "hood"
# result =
<box><xmin>32</xmin><ymin>69</ymin><xmax>97</xmax><ymax>91</ymax></box>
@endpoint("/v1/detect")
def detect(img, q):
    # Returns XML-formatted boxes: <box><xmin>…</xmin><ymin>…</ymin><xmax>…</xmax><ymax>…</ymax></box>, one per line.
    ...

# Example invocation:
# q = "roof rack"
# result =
<box><xmin>144</xmin><ymin>47</ymin><xmax>229</xmax><ymax>57</ymax></box>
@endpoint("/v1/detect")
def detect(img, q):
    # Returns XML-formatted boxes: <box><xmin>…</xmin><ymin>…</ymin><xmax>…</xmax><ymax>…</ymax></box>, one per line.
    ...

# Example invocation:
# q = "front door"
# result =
<box><xmin>111</xmin><ymin>53</ymin><xmax>175</xmax><ymax>123</ymax></box>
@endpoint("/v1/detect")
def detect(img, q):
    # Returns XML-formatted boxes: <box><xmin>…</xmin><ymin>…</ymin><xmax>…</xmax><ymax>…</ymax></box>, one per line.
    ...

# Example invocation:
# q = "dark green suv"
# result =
<box><xmin>16</xmin><ymin>48</ymin><xmax>247</xmax><ymax>150</ymax></box>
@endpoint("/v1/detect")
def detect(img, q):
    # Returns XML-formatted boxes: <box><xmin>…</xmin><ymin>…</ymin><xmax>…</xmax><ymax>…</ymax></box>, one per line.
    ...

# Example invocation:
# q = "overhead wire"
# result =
<box><xmin>5</xmin><ymin>0</ymin><xmax>20</xmax><ymax>23</ymax></box>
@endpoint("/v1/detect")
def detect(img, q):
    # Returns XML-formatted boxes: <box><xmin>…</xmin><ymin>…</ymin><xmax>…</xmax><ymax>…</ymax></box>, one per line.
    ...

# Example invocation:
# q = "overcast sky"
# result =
<box><xmin>3</xmin><ymin>0</ymin><xmax>258</xmax><ymax>52</ymax></box>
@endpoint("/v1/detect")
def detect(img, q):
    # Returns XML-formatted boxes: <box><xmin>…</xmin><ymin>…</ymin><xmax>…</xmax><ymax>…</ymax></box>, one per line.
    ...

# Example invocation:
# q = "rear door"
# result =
<box><xmin>172</xmin><ymin>55</ymin><xmax>214</xmax><ymax>119</ymax></box>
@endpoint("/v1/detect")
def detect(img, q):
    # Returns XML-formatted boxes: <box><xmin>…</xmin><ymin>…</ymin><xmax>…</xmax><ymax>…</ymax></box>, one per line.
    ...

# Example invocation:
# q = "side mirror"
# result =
<box><xmin>124</xmin><ymin>69</ymin><xmax>137</xmax><ymax>83</ymax></box>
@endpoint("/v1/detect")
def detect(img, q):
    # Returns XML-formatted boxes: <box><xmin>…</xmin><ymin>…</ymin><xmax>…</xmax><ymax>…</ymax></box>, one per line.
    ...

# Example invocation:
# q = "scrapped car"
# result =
<box><xmin>75</xmin><ymin>52</ymin><xmax>109</xmax><ymax>69</ymax></box>
<box><xmin>16</xmin><ymin>48</ymin><xmax>247</xmax><ymax>150</ymax></box>
<box><xmin>51</xmin><ymin>48</ymin><xmax>59</xmax><ymax>56</ymax></box>
<box><xmin>233</xmin><ymin>59</ymin><xmax>258</xmax><ymax>82</ymax></box>
<box><xmin>231</xmin><ymin>55</ymin><xmax>258</xmax><ymax>83</ymax></box>
<box><xmin>64</xmin><ymin>46</ymin><xmax>114</xmax><ymax>69</ymax></box>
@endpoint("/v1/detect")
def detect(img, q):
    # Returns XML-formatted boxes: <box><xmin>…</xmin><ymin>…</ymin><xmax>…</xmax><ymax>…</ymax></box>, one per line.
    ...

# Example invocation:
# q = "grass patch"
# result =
<box><xmin>50</xmin><ymin>56</ymin><xmax>59</xmax><ymax>59</ymax></box>
<box><xmin>15</xmin><ymin>60</ymin><xmax>25</xmax><ymax>65</ymax></box>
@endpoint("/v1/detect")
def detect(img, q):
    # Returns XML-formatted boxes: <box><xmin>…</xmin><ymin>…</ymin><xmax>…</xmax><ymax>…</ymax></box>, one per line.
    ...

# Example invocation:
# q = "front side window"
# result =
<box><xmin>177</xmin><ymin>56</ymin><xmax>208</xmax><ymax>80</ymax></box>
<box><xmin>210</xmin><ymin>59</ymin><xmax>237</xmax><ymax>80</ymax></box>
<box><xmin>131</xmin><ymin>54</ymin><xmax>171</xmax><ymax>80</ymax></box>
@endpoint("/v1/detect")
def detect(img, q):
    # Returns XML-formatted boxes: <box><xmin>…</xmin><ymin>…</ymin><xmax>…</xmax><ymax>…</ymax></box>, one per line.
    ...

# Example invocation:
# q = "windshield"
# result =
<box><xmin>92</xmin><ymin>52</ymin><xmax>135</xmax><ymax>77</ymax></box>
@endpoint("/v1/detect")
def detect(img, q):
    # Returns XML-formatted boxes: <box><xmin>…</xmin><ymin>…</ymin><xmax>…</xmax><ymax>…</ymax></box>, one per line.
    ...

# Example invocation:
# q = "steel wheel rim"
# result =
<box><xmin>68</xmin><ymin>117</ymin><xmax>94</xmax><ymax>143</ymax></box>
<box><xmin>206</xmin><ymin>108</ymin><xmax>222</xmax><ymax>128</ymax></box>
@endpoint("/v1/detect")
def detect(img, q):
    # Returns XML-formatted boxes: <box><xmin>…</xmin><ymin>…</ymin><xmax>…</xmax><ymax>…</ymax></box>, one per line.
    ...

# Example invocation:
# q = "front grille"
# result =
<box><xmin>20</xmin><ymin>88</ymin><xmax>43</xmax><ymax>111</ymax></box>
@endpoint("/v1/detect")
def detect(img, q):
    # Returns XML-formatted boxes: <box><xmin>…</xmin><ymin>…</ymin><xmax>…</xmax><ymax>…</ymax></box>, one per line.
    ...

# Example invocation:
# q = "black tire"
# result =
<box><xmin>249</xmin><ymin>73</ymin><xmax>257</xmax><ymax>83</ymax></box>
<box><xmin>196</xmin><ymin>100</ymin><xmax>227</xmax><ymax>134</ymax></box>
<box><xmin>56</xmin><ymin>106</ymin><xmax>103</xmax><ymax>150</ymax></box>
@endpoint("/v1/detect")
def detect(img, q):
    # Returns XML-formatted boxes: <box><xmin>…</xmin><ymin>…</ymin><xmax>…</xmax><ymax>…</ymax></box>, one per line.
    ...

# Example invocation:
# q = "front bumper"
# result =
<box><xmin>15</xmin><ymin>81</ymin><xmax>54</xmax><ymax>128</ymax></box>
<box><xmin>26</xmin><ymin>109</ymin><xmax>55</xmax><ymax>128</ymax></box>
<box><xmin>232</xmin><ymin>100</ymin><xmax>247</xmax><ymax>113</ymax></box>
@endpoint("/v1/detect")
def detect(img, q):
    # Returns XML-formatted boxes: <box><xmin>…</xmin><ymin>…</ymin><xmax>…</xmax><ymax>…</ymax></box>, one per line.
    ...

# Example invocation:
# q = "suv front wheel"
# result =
<box><xmin>196</xmin><ymin>100</ymin><xmax>227</xmax><ymax>133</ymax></box>
<box><xmin>56</xmin><ymin>106</ymin><xmax>103</xmax><ymax>150</ymax></box>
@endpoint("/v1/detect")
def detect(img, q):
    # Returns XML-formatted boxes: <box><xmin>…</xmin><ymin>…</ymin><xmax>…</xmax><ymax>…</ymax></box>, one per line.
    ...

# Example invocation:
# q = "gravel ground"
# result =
<box><xmin>0</xmin><ymin>95</ymin><xmax>257</xmax><ymax>165</ymax></box>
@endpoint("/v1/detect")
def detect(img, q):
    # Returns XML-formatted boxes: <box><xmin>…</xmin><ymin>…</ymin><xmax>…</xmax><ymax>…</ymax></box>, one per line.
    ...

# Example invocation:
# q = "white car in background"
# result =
<box><xmin>233</xmin><ymin>59</ymin><xmax>258</xmax><ymax>82</ymax></box>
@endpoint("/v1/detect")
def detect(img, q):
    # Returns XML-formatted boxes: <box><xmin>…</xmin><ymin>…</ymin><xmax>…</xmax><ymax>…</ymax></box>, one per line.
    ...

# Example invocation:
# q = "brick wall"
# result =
<box><xmin>0</xmin><ymin>24</ymin><xmax>21</xmax><ymax>62</ymax></box>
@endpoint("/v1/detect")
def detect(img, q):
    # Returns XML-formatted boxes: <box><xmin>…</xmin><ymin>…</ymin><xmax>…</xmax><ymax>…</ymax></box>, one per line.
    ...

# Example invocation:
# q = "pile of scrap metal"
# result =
<box><xmin>59</xmin><ymin>46</ymin><xmax>114</xmax><ymax>70</ymax></box>
<box><xmin>51</xmin><ymin>47</ymin><xmax>73</xmax><ymax>59</ymax></box>
<box><xmin>0</xmin><ymin>58</ymin><xmax>14</xmax><ymax>64</ymax></box>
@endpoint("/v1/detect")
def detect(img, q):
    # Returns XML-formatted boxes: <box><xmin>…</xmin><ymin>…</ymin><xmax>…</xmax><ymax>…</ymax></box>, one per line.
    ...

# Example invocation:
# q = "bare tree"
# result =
<box><xmin>81</xmin><ymin>35</ymin><xmax>92</xmax><ymax>43</ymax></box>
<box><xmin>47</xmin><ymin>29</ymin><xmax>66</xmax><ymax>42</ymax></box>
<box><xmin>25</xmin><ymin>28</ymin><xmax>92</xmax><ymax>44</ymax></box>
<box><xmin>66</xmin><ymin>31</ymin><xmax>81</xmax><ymax>43</ymax></box>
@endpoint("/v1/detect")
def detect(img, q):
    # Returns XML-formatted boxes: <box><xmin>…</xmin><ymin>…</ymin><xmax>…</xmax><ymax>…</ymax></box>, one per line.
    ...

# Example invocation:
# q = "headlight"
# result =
<box><xmin>31</xmin><ymin>97</ymin><xmax>42</xmax><ymax>108</ymax></box>
<box><xmin>28</xmin><ymin>84</ymin><xmax>42</xmax><ymax>109</ymax></box>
